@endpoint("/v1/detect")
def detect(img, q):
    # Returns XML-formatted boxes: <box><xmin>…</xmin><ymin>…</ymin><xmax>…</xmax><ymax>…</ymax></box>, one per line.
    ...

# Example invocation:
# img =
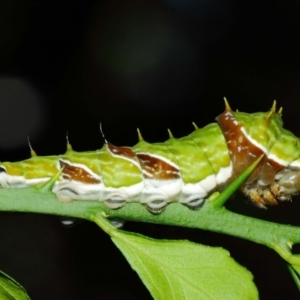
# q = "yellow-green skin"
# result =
<box><xmin>235</xmin><ymin>111</ymin><xmax>300</xmax><ymax>166</ymax></box>
<box><xmin>0</xmin><ymin>124</ymin><xmax>231</xmax><ymax>186</ymax></box>
<box><xmin>133</xmin><ymin>123</ymin><xmax>231</xmax><ymax>184</ymax></box>
<box><xmin>1</xmin><ymin>103</ymin><xmax>300</xmax><ymax>211</ymax></box>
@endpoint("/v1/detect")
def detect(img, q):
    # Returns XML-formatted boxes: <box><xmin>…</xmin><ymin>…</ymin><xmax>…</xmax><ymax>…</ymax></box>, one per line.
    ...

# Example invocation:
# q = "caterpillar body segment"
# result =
<box><xmin>1</xmin><ymin>102</ymin><xmax>300</xmax><ymax>212</ymax></box>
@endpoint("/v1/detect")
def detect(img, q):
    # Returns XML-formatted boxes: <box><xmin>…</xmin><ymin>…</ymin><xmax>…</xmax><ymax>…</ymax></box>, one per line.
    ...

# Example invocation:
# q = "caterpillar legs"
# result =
<box><xmin>185</xmin><ymin>198</ymin><xmax>205</xmax><ymax>210</ymax></box>
<box><xmin>144</xmin><ymin>200</ymin><xmax>168</xmax><ymax>214</ymax></box>
<box><xmin>242</xmin><ymin>169</ymin><xmax>300</xmax><ymax>208</ymax></box>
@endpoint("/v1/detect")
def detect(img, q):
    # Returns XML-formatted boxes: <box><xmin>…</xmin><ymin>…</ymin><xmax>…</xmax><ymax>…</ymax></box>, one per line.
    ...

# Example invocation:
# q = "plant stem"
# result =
<box><xmin>1</xmin><ymin>187</ymin><xmax>300</xmax><ymax>251</ymax></box>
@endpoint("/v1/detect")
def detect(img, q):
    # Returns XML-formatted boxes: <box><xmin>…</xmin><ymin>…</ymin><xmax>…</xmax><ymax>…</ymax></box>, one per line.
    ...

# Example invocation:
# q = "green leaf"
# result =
<box><xmin>0</xmin><ymin>270</ymin><xmax>30</xmax><ymax>300</ymax></box>
<box><xmin>291</xmin><ymin>264</ymin><xmax>300</xmax><ymax>277</ymax></box>
<box><xmin>111</xmin><ymin>230</ymin><xmax>258</xmax><ymax>300</ymax></box>
<box><xmin>211</xmin><ymin>155</ymin><xmax>263</xmax><ymax>208</ymax></box>
<box><xmin>288</xmin><ymin>264</ymin><xmax>300</xmax><ymax>293</ymax></box>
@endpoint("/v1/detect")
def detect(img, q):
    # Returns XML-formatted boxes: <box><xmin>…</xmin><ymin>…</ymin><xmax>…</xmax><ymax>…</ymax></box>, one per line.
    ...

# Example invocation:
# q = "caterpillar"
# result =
<box><xmin>1</xmin><ymin>99</ymin><xmax>300</xmax><ymax>213</ymax></box>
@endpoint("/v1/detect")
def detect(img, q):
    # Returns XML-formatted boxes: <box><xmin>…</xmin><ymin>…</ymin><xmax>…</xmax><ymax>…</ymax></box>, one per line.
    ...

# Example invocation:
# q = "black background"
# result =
<box><xmin>1</xmin><ymin>0</ymin><xmax>300</xmax><ymax>299</ymax></box>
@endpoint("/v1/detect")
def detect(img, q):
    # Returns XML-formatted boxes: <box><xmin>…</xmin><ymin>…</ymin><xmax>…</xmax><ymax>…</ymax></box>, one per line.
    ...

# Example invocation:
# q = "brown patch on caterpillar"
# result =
<box><xmin>59</xmin><ymin>160</ymin><xmax>101</xmax><ymax>184</ymax></box>
<box><xmin>107</xmin><ymin>143</ymin><xmax>136</xmax><ymax>158</ymax></box>
<box><xmin>107</xmin><ymin>143</ymin><xmax>141</xmax><ymax>166</ymax></box>
<box><xmin>136</xmin><ymin>153</ymin><xmax>180</xmax><ymax>180</ymax></box>
<box><xmin>217</xmin><ymin>110</ymin><xmax>283</xmax><ymax>179</ymax></box>
<box><xmin>217</xmin><ymin>109</ymin><xmax>285</xmax><ymax>206</ymax></box>
<box><xmin>217</xmin><ymin>110</ymin><xmax>265</xmax><ymax>178</ymax></box>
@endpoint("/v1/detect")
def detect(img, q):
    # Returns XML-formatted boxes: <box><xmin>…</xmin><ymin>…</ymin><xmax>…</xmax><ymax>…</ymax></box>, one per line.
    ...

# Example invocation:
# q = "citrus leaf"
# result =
<box><xmin>0</xmin><ymin>270</ymin><xmax>30</xmax><ymax>300</ymax></box>
<box><xmin>288</xmin><ymin>264</ymin><xmax>300</xmax><ymax>292</ymax></box>
<box><xmin>211</xmin><ymin>155</ymin><xmax>263</xmax><ymax>208</ymax></box>
<box><xmin>291</xmin><ymin>264</ymin><xmax>300</xmax><ymax>276</ymax></box>
<box><xmin>111</xmin><ymin>230</ymin><xmax>258</xmax><ymax>300</ymax></box>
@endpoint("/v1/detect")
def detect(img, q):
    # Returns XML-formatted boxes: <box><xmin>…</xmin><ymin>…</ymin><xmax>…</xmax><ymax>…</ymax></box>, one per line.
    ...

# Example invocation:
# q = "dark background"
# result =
<box><xmin>1</xmin><ymin>0</ymin><xmax>300</xmax><ymax>299</ymax></box>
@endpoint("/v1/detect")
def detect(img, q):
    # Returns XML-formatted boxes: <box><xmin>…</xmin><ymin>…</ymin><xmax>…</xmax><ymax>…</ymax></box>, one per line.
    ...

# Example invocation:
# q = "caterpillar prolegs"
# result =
<box><xmin>1</xmin><ymin>100</ymin><xmax>300</xmax><ymax>213</ymax></box>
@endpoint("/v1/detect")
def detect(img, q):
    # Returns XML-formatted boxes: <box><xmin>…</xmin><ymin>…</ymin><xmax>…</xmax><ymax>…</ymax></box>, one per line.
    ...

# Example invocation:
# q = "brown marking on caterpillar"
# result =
<box><xmin>107</xmin><ymin>142</ymin><xmax>142</xmax><ymax>165</ymax></box>
<box><xmin>217</xmin><ymin>110</ymin><xmax>264</xmax><ymax>177</ymax></box>
<box><xmin>59</xmin><ymin>160</ymin><xmax>101</xmax><ymax>184</ymax></box>
<box><xmin>217</xmin><ymin>110</ymin><xmax>282</xmax><ymax>178</ymax></box>
<box><xmin>217</xmin><ymin>109</ymin><xmax>285</xmax><ymax>206</ymax></box>
<box><xmin>217</xmin><ymin>111</ymin><xmax>285</xmax><ymax>173</ymax></box>
<box><xmin>107</xmin><ymin>143</ymin><xmax>136</xmax><ymax>158</ymax></box>
<box><xmin>136</xmin><ymin>153</ymin><xmax>180</xmax><ymax>180</ymax></box>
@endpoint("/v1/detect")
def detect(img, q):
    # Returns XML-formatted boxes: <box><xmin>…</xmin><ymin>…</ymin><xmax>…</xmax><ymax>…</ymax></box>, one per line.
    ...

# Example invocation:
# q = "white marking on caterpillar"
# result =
<box><xmin>240</xmin><ymin>127</ymin><xmax>291</xmax><ymax>167</ymax></box>
<box><xmin>0</xmin><ymin>172</ymin><xmax>49</xmax><ymax>188</ymax></box>
<box><xmin>138</xmin><ymin>178</ymin><xmax>182</xmax><ymax>204</ymax></box>
<box><xmin>289</xmin><ymin>160</ymin><xmax>300</xmax><ymax>169</ymax></box>
<box><xmin>215</xmin><ymin>163</ymin><xmax>233</xmax><ymax>185</ymax></box>
<box><xmin>267</xmin><ymin>153</ymin><xmax>290</xmax><ymax>167</ymax></box>
<box><xmin>107</xmin><ymin>146</ymin><xmax>142</xmax><ymax>169</ymax></box>
<box><xmin>240</xmin><ymin>127</ymin><xmax>267</xmax><ymax>152</ymax></box>
<box><xmin>52</xmin><ymin>158</ymin><xmax>232</xmax><ymax>207</ymax></box>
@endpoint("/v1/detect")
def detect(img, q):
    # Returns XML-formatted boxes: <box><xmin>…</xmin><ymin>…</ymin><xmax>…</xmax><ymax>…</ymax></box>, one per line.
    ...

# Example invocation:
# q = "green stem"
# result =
<box><xmin>1</xmin><ymin>154</ymin><xmax>300</xmax><ymax>268</ymax></box>
<box><xmin>1</xmin><ymin>187</ymin><xmax>300</xmax><ymax>250</ymax></box>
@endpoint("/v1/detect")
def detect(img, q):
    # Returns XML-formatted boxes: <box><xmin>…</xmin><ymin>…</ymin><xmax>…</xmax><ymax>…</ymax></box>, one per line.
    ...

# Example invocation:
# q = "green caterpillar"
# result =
<box><xmin>1</xmin><ymin>99</ymin><xmax>300</xmax><ymax>213</ymax></box>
